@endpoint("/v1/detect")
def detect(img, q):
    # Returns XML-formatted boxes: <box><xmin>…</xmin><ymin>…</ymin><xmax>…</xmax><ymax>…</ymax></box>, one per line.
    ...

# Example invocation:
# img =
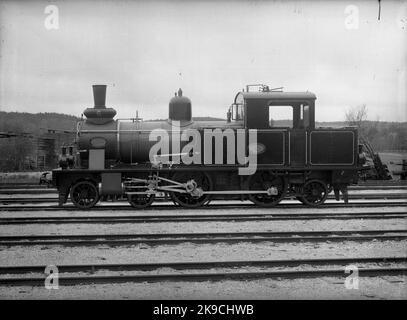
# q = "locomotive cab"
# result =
<box><xmin>239</xmin><ymin>91</ymin><xmax>316</xmax><ymax>130</ymax></box>
<box><xmin>232</xmin><ymin>89</ymin><xmax>319</xmax><ymax>167</ymax></box>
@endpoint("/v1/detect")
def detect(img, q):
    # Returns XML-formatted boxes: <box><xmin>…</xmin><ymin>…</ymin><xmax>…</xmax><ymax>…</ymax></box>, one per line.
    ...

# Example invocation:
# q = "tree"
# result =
<box><xmin>345</xmin><ymin>104</ymin><xmax>368</xmax><ymax>137</ymax></box>
<box><xmin>345</xmin><ymin>104</ymin><xmax>368</xmax><ymax>127</ymax></box>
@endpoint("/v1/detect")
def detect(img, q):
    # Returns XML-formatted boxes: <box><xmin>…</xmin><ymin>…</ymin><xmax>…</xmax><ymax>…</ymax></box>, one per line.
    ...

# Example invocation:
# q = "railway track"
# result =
<box><xmin>0</xmin><ymin>181</ymin><xmax>405</xmax><ymax>292</ymax></box>
<box><xmin>0</xmin><ymin>210</ymin><xmax>406</xmax><ymax>225</ymax></box>
<box><xmin>1</xmin><ymin>200</ymin><xmax>406</xmax><ymax>211</ymax></box>
<box><xmin>0</xmin><ymin>182</ymin><xmax>405</xmax><ymax>211</ymax></box>
<box><xmin>1</xmin><ymin>256</ymin><xmax>406</xmax><ymax>286</ymax></box>
<box><xmin>1</xmin><ymin>229</ymin><xmax>406</xmax><ymax>246</ymax></box>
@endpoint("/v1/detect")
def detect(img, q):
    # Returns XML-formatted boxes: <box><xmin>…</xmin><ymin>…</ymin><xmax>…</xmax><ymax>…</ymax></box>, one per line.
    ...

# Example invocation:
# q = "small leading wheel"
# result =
<box><xmin>169</xmin><ymin>172</ymin><xmax>212</xmax><ymax>208</ymax></box>
<box><xmin>70</xmin><ymin>180</ymin><xmax>99</xmax><ymax>209</ymax></box>
<box><xmin>128</xmin><ymin>193</ymin><xmax>155</xmax><ymax>209</ymax></box>
<box><xmin>248</xmin><ymin>172</ymin><xmax>287</xmax><ymax>207</ymax></box>
<box><xmin>300</xmin><ymin>179</ymin><xmax>328</xmax><ymax>206</ymax></box>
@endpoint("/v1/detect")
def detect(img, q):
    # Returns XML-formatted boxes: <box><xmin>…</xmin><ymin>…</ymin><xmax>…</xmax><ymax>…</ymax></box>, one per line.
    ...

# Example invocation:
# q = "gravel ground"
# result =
<box><xmin>0</xmin><ymin>204</ymin><xmax>405</xmax><ymax>299</ymax></box>
<box><xmin>1</xmin><ymin>276</ymin><xmax>405</xmax><ymax>299</ymax></box>
<box><xmin>2</xmin><ymin>261</ymin><xmax>405</xmax><ymax>279</ymax></box>
<box><xmin>1</xmin><ymin>239</ymin><xmax>406</xmax><ymax>266</ymax></box>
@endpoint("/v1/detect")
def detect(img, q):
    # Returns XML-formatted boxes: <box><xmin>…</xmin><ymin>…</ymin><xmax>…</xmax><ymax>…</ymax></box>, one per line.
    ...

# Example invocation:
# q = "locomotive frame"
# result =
<box><xmin>53</xmin><ymin>84</ymin><xmax>362</xmax><ymax>209</ymax></box>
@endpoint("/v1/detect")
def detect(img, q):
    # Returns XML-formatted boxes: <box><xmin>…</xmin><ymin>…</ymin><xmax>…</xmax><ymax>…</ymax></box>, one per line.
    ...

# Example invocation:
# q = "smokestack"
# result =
<box><xmin>83</xmin><ymin>84</ymin><xmax>116</xmax><ymax>124</ymax></box>
<box><xmin>93</xmin><ymin>85</ymin><xmax>107</xmax><ymax>109</ymax></box>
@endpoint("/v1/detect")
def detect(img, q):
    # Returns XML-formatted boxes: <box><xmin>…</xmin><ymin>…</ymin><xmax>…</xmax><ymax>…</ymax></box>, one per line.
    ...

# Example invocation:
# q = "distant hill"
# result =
<box><xmin>0</xmin><ymin>111</ymin><xmax>79</xmax><ymax>134</ymax></box>
<box><xmin>0</xmin><ymin>112</ymin><xmax>79</xmax><ymax>171</ymax></box>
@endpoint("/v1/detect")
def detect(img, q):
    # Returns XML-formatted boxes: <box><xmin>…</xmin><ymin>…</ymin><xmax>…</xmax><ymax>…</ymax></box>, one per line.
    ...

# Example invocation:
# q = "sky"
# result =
<box><xmin>0</xmin><ymin>0</ymin><xmax>406</xmax><ymax>122</ymax></box>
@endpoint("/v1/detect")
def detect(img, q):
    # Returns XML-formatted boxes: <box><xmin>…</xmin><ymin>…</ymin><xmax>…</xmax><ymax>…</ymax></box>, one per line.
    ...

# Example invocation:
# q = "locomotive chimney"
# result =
<box><xmin>92</xmin><ymin>85</ymin><xmax>107</xmax><ymax>109</ymax></box>
<box><xmin>83</xmin><ymin>84</ymin><xmax>116</xmax><ymax>124</ymax></box>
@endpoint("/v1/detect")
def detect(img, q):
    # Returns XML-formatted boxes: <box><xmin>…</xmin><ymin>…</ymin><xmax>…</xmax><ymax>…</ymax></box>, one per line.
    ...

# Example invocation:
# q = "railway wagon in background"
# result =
<box><xmin>53</xmin><ymin>84</ymin><xmax>363</xmax><ymax>209</ymax></box>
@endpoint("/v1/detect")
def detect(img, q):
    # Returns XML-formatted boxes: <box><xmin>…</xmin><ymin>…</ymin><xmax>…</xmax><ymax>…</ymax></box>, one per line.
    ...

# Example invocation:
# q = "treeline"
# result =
<box><xmin>316</xmin><ymin>121</ymin><xmax>407</xmax><ymax>151</ymax></box>
<box><xmin>363</xmin><ymin>122</ymin><xmax>407</xmax><ymax>151</ymax></box>
<box><xmin>0</xmin><ymin>111</ymin><xmax>78</xmax><ymax>134</ymax></box>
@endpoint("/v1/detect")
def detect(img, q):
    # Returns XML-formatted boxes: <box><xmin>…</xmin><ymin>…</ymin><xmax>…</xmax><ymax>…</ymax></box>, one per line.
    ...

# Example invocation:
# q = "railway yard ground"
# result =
<box><xmin>0</xmin><ymin>179</ymin><xmax>406</xmax><ymax>299</ymax></box>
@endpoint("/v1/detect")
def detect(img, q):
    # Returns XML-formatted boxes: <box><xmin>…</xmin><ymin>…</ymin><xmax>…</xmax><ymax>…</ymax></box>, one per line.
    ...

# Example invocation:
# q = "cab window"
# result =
<box><xmin>300</xmin><ymin>103</ymin><xmax>310</xmax><ymax>128</ymax></box>
<box><xmin>269</xmin><ymin>105</ymin><xmax>293</xmax><ymax>128</ymax></box>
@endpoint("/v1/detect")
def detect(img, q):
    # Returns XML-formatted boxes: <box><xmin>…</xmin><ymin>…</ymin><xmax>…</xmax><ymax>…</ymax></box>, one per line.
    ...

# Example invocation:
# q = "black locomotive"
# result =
<box><xmin>53</xmin><ymin>84</ymin><xmax>363</xmax><ymax>209</ymax></box>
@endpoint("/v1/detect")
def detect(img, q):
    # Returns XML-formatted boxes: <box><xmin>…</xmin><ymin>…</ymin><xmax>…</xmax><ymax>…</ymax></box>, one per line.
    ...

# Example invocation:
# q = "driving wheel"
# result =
<box><xmin>248</xmin><ymin>172</ymin><xmax>287</xmax><ymax>207</ymax></box>
<box><xmin>169</xmin><ymin>172</ymin><xmax>212</xmax><ymax>208</ymax></box>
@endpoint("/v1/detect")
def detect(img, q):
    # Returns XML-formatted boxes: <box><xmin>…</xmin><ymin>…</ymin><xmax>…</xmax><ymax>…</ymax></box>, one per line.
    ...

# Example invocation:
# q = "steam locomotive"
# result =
<box><xmin>53</xmin><ymin>84</ymin><xmax>363</xmax><ymax>209</ymax></box>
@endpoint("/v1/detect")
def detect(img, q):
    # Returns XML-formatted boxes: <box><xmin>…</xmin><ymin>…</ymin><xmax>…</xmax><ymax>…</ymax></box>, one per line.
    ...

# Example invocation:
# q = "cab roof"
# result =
<box><xmin>235</xmin><ymin>91</ymin><xmax>317</xmax><ymax>103</ymax></box>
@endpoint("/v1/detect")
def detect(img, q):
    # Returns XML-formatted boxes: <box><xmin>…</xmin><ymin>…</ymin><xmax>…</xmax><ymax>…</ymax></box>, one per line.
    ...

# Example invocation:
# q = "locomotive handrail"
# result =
<box><xmin>115</xmin><ymin>118</ymin><xmax>144</xmax><ymax>122</ymax></box>
<box><xmin>80</xmin><ymin>129</ymin><xmax>152</xmax><ymax>133</ymax></box>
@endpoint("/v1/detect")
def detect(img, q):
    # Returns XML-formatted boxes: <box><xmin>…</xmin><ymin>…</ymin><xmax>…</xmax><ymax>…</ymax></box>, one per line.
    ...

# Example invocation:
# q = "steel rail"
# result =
<box><xmin>1</xmin><ymin>266</ymin><xmax>406</xmax><ymax>286</ymax></box>
<box><xmin>0</xmin><ymin>211</ymin><xmax>406</xmax><ymax>225</ymax></box>
<box><xmin>350</xmin><ymin>186</ymin><xmax>407</xmax><ymax>190</ymax></box>
<box><xmin>2</xmin><ymin>256</ymin><xmax>405</xmax><ymax>274</ymax></box>
<box><xmin>1</xmin><ymin>201</ymin><xmax>406</xmax><ymax>211</ymax></box>
<box><xmin>0</xmin><ymin>190</ymin><xmax>58</xmax><ymax>195</ymax></box>
<box><xmin>0</xmin><ymin>193</ymin><xmax>406</xmax><ymax>204</ymax></box>
<box><xmin>0</xmin><ymin>229</ymin><xmax>406</xmax><ymax>246</ymax></box>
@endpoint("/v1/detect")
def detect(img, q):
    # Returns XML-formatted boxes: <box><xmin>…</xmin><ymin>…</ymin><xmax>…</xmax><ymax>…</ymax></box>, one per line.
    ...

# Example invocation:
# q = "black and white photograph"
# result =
<box><xmin>0</xmin><ymin>0</ymin><xmax>406</xmax><ymax>305</ymax></box>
